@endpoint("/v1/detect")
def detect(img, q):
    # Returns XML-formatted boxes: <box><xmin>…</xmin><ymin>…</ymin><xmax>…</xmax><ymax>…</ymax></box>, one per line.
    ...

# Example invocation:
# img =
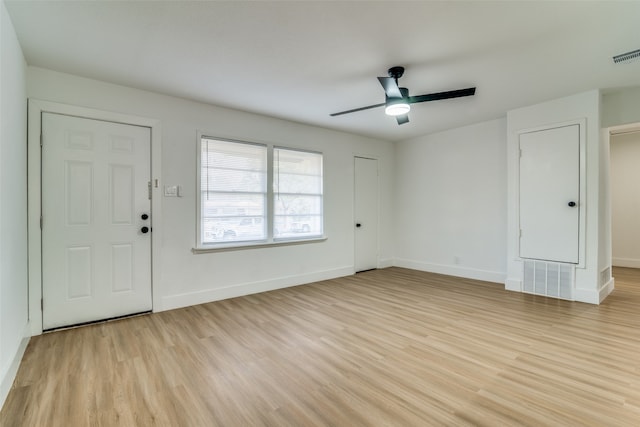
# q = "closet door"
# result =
<box><xmin>354</xmin><ymin>157</ymin><xmax>379</xmax><ymax>272</ymax></box>
<box><xmin>519</xmin><ymin>124</ymin><xmax>580</xmax><ymax>264</ymax></box>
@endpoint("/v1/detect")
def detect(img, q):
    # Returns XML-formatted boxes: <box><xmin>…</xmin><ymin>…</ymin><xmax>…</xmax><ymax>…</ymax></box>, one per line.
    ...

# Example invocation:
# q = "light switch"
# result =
<box><xmin>164</xmin><ymin>185</ymin><xmax>181</xmax><ymax>197</ymax></box>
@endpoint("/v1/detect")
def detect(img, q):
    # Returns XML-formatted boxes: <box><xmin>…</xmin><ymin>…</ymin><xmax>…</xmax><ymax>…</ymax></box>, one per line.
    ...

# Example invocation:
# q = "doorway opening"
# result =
<box><xmin>609</xmin><ymin>123</ymin><xmax>640</xmax><ymax>291</ymax></box>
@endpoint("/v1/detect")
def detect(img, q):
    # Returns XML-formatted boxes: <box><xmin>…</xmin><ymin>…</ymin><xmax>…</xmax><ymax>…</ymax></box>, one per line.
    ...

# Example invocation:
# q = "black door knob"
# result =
<box><xmin>141</xmin><ymin>213</ymin><xmax>149</xmax><ymax>220</ymax></box>
<box><xmin>568</xmin><ymin>201</ymin><xmax>577</xmax><ymax>207</ymax></box>
<box><xmin>356</xmin><ymin>223</ymin><xmax>362</xmax><ymax>228</ymax></box>
<box><xmin>141</xmin><ymin>226</ymin><xmax>149</xmax><ymax>234</ymax></box>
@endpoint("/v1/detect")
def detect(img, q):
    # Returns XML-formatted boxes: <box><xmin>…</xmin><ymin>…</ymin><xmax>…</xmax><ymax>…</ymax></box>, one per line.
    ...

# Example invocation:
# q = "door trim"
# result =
<box><xmin>28</xmin><ymin>99</ymin><xmax>162</xmax><ymax>336</ymax></box>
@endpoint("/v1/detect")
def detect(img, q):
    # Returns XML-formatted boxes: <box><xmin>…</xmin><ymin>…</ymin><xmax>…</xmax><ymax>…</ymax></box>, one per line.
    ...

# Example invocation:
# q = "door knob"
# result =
<box><xmin>141</xmin><ymin>213</ymin><xmax>149</xmax><ymax>220</ymax></box>
<box><xmin>568</xmin><ymin>201</ymin><xmax>577</xmax><ymax>207</ymax></box>
<box><xmin>356</xmin><ymin>223</ymin><xmax>362</xmax><ymax>228</ymax></box>
<box><xmin>141</xmin><ymin>226</ymin><xmax>149</xmax><ymax>234</ymax></box>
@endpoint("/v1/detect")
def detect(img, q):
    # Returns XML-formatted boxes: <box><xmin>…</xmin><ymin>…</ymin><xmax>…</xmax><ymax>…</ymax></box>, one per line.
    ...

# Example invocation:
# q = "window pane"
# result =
<box><xmin>202</xmin><ymin>193</ymin><xmax>266</xmax><ymax>218</ymax></box>
<box><xmin>274</xmin><ymin>215</ymin><xmax>322</xmax><ymax>238</ymax></box>
<box><xmin>200</xmin><ymin>137</ymin><xmax>267</xmax><ymax>244</ymax></box>
<box><xmin>275</xmin><ymin>173</ymin><xmax>322</xmax><ymax>194</ymax></box>
<box><xmin>274</xmin><ymin>148</ymin><xmax>323</xmax><ymax>239</ymax></box>
<box><xmin>274</xmin><ymin>149</ymin><xmax>323</xmax><ymax>194</ymax></box>
<box><xmin>202</xmin><ymin>167</ymin><xmax>266</xmax><ymax>193</ymax></box>
<box><xmin>203</xmin><ymin>215</ymin><xmax>267</xmax><ymax>243</ymax></box>
<box><xmin>274</xmin><ymin>194</ymin><xmax>322</xmax><ymax>216</ymax></box>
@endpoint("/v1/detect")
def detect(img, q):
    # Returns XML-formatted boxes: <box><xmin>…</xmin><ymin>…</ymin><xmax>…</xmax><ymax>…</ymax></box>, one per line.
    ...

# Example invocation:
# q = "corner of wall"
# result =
<box><xmin>505</xmin><ymin>278</ymin><xmax>522</xmax><ymax>292</ymax></box>
<box><xmin>393</xmin><ymin>258</ymin><xmax>506</xmax><ymax>284</ymax></box>
<box><xmin>1</xmin><ymin>0</ymin><xmax>30</xmax><ymax>411</ymax></box>
<box><xmin>0</xmin><ymin>324</ymin><xmax>29</xmax><ymax>410</ymax></box>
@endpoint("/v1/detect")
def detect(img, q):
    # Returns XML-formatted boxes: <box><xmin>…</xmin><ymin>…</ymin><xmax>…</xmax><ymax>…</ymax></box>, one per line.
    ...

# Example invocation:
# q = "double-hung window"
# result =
<box><xmin>200</xmin><ymin>138</ymin><xmax>267</xmax><ymax>245</ymax></box>
<box><xmin>198</xmin><ymin>136</ymin><xmax>323</xmax><ymax>248</ymax></box>
<box><xmin>273</xmin><ymin>147</ymin><xmax>323</xmax><ymax>239</ymax></box>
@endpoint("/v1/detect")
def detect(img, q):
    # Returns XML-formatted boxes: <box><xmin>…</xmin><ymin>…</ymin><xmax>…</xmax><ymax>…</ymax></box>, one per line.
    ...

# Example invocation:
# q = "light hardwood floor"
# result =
<box><xmin>2</xmin><ymin>267</ymin><xmax>640</xmax><ymax>426</ymax></box>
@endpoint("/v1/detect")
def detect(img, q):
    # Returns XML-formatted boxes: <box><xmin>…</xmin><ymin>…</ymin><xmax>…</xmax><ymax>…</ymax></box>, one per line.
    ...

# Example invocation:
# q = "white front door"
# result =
<box><xmin>354</xmin><ymin>157</ymin><xmax>379</xmax><ymax>272</ymax></box>
<box><xmin>519</xmin><ymin>124</ymin><xmax>580</xmax><ymax>264</ymax></box>
<box><xmin>42</xmin><ymin>113</ymin><xmax>152</xmax><ymax>330</ymax></box>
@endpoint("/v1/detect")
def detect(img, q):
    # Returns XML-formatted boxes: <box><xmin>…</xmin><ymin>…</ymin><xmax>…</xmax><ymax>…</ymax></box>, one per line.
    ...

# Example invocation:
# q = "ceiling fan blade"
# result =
<box><xmin>330</xmin><ymin>102</ymin><xmax>386</xmax><ymax>117</ymax></box>
<box><xmin>396</xmin><ymin>115</ymin><xmax>409</xmax><ymax>125</ymax></box>
<box><xmin>377</xmin><ymin>76</ymin><xmax>402</xmax><ymax>98</ymax></box>
<box><xmin>409</xmin><ymin>87</ymin><xmax>476</xmax><ymax>104</ymax></box>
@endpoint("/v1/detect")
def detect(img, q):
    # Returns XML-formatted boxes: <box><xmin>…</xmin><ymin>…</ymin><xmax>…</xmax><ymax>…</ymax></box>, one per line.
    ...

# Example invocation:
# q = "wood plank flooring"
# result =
<box><xmin>2</xmin><ymin>267</ymin><xmax>640</xmax><ymax>426</ymax></box>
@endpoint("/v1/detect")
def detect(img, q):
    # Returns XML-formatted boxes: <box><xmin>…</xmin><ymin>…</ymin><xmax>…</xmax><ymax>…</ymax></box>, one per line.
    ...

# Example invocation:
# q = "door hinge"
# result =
<box><xmin>40</xmin><ymin>216</ymin><xmax>43</xmax><ymax>229</ymax></box>
<box><xmin>41</xmin><ymin>298</ymin><xmax>43</xmax><ymax>310</ymax></box>
<box><xmin>519</xmin><ymin>148</ymin><xmax>523</xmax><ymax>158</ymax></box>
<box><xmin>148</xmin><ymin>181</ymin><xmax>152</xmax><ymax>200</ymax></box>
<box><xmin>519</xmin><ymin>229</ymin><xmax>522</xmax><ymax>238</ymax></box>
<box><xmin>40</xmin><ymin>133</ymin><xmax>43</xmax><ymax>147</ymax></box>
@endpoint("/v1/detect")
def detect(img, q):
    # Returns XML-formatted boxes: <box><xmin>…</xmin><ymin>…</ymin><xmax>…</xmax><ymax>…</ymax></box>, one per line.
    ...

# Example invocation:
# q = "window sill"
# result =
<box><xmin>192</xmin><ymin>235</ymin><xmax>328</xmax><ymax>254</ymax></box>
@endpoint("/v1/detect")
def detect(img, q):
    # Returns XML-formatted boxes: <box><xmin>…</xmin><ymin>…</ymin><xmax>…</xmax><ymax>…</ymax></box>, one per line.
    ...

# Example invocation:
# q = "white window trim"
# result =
<box><xmin>195</xmin><ymin>133</ymin><xmax>325</xmax><ymax>252</ymax></box>
<box><xmin>192</xmin><ymin>235</ymin><xmax>328</xmax><ymax>253</ymax></box>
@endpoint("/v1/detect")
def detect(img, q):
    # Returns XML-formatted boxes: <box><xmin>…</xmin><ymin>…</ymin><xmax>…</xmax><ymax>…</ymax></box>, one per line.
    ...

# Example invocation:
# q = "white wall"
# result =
<box><xmin>602</xmin><ymin>87</ymin><xmax>640</xmax><ymax>129</ymax></box>
<box><xmin>609</xmin><ymin>132</ymin><xmax>640</xmax><ymax>267</ymax></box>
<box><xmin>506</xmin><ymin>90</ymin><xmax>608</xmax><ymax>304</ymax></box>
<box><xmin>0</xmin><ymin>0</ymin><xmax>29</xmax><ymax>409</ymax></box>
<box><xmin>393</xmin><ymin>118</ymin><xmax>507</xmax><ymax>283</ymax></box>
<box><xmin>27</xmin><ymin>67</ymin><xmax>395</xmax><ymax>312</ymax></box>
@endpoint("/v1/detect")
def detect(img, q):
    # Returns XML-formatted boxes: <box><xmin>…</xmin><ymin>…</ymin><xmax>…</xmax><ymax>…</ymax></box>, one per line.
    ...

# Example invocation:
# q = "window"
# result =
<box><xmin>198</xmin><ymin>136</ymin><xmax>323</xmax><ymax>248</ymax></box>
<box><xmin>200</xmin><ymin>138</ymin><xmax>267</xmax><ymax>244</ymax></box>
<box><xmin>274</xmin><ymin>148</ymin><xmax>323</xmax><ymax>239</ymax></box>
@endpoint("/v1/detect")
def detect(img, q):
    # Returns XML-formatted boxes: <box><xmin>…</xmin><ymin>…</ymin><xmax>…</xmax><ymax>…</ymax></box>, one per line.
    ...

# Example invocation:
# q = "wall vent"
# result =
<box><xmin>523</xmin><ymin>260</ymin><xmax>574</xmax><ymax>300</ymax></box>
<box><xmin>613</xmin><ymin>49</ymin><xmax>640</xmax><ymax>64</ymax></box>
<box><xmin>600</xmin><ymin>266</ymin><xmax>612</xmax><ymax>287</ymax></box>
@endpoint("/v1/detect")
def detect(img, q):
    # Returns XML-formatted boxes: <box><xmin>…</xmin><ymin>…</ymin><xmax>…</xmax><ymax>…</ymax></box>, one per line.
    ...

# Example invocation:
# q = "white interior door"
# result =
<box><xmin>42</xmin><ymin>113</ymin><xmax>152</xmax><ymax>330</ymax></box>
<box><xmin>354</xmin><ymin>157</ymin><xmax>379</xmax><ymax>272</ymax></box>
<box><xmin>519</xmin><ymin>124</ymin><xmax>580</xmax><ymax>264</ymax></box>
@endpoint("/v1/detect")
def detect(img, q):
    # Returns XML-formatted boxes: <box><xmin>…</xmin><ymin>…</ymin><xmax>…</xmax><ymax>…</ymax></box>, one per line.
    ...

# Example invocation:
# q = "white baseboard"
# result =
<box><xmin>573</xmin><ymin>287</ymin><xmax>601</xmax><ymax>305</ymax></box>
<box><xmin>378</xmin><ymin>258</ymin><xmax>394</xmax><ymax>269</ymax></box>
<box><xmin>598</xmin><ymin>278</ymin><xmax>615</xmax><ymax>303</ymax></box>
<box><xmin>505</xmin><ymin>278</ymin><xmax>522</xmax><ymax>292</ymax></box>
<box><xmin>506</xmin><ymin>276</ymin><xmax>609</xmax><ymax>305</ymax></box>
<box><xmin>160</xmin><ymin>266</ymin><xmax>353</xmax><ymax>311</ymax></box>
<box><xmin>0</xmin><ymin>322</ymin><xmax>30</xmax><ymax>412</ymax></box>
<box><xmin>393</xmin><ymin>258</ymin><xmax>506</xmax><ymax>284</ymax></box>
<box><xmin>612</xmin><ymin>257</ymin><xmax>640</xmax><ymax>268</ymax></box>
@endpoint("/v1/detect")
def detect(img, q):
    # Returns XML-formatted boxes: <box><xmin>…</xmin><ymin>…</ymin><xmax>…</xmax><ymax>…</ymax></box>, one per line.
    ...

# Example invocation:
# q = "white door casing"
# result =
<box><xmin>42</xmin><ymin>113</ymin><xmax>152</xmax><ymax>329</ymax></box>
<box><xmin>354</xmin><ymin>157</ymin><xmax>379</xmax><ymax>272</ymax></box>
<box><xmin>519</xmin><ymin>124</ymin><xmax>580</xmax><ymax>264</ymax></box>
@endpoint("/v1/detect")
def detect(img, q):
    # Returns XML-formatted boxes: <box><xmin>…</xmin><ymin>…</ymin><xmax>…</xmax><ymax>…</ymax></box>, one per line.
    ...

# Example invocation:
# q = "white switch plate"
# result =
<box><xmin>164</xmin><ymin>185</ymin><xmax>181</xmax><ymax>197</ymax></box>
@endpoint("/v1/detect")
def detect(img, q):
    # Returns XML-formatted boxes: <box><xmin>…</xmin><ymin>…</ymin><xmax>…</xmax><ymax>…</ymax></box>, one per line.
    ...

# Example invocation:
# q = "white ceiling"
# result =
<box><xmin>6</xmin><ymin>0</ymin><xmax>640</xmax><ymax>142</ymax></box>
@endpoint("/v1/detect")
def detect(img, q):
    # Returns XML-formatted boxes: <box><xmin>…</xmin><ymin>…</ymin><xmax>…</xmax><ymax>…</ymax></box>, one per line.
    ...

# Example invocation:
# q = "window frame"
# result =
<box><xmin>195</xmin><ymin>133</ymin><xmax>326</xmax><ymax>252</ymax></box>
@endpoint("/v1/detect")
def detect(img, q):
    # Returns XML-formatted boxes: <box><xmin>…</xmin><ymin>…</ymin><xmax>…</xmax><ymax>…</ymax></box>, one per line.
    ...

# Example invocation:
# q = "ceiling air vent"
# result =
<box><xmin>613</xmin><ymin>49</ymin><xmax>640</xmax><ymax>64</ymax></box>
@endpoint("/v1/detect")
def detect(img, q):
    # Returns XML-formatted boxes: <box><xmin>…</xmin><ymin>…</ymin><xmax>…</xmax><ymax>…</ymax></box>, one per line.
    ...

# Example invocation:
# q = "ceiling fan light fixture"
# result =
<box><xmin>385</xmin><ymin>99</ymin><xmax>410</xmax><ymax>116</ymax></box>
<box><xmin>329</xmin><ymin>66</ymin><xmax>476</xmax><ymax>125</ymax></box>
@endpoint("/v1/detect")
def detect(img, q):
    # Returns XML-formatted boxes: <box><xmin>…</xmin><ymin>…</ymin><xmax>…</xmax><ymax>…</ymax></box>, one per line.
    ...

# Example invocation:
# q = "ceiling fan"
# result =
<box><xmin>330</xmin><ymin>66</ymin><xmax>476</xmax><ymax>125</ymax></box>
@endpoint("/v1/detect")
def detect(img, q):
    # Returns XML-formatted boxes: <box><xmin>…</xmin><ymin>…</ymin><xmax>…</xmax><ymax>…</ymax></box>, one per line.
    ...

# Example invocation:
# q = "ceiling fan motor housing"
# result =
<box><xmin>388</xmin><ymin>66</ymin><xmax>405</xmax><ymax>80</ymax></box>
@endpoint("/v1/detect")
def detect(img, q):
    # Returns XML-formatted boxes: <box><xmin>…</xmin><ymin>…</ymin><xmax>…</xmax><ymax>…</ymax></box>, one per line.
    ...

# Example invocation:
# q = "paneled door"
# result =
<box><xmin>354</xmin><ymin>157</ymin><xmax>379</xmax><ymax>272</ymax></box>
<box><xmin>519</xmin><ymin>124</ymin><xmax>580</xmax><ymax>264</ymax></box>
<box><xmin>42</xmin><ymin>113</ymin><xmax>152</xmax><ymax>330</ymax></box>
